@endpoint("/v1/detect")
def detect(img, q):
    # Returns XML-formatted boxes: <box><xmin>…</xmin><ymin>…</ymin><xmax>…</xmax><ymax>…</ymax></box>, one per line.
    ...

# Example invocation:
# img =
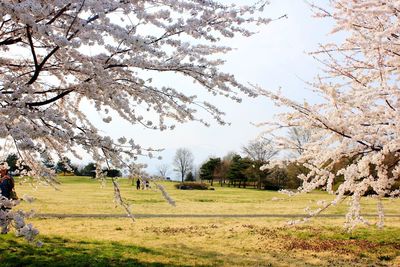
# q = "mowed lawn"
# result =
<box><xmin>1</xmin><ymin>176</ymin><xmax>399</xmax><ymax>266</ymax></box>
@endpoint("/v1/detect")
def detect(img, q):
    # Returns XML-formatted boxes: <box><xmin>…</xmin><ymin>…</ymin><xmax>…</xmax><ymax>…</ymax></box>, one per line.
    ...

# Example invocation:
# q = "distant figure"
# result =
<box><xmin>136</xmin><ymin>179</ymin><xmax>141</xmax><ymax>190</ymax></box>
<box><xmin>145</xmin><ymin>180</ymin><xmax>150</xmax><ymax>189</ymax></box>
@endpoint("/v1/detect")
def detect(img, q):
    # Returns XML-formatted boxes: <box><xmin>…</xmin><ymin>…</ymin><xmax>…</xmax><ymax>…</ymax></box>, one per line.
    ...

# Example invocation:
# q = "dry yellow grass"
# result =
<box><xmin>21</xmin><ymin>217</ymin><xmax>399</xmax><ymax>266</ymax></box>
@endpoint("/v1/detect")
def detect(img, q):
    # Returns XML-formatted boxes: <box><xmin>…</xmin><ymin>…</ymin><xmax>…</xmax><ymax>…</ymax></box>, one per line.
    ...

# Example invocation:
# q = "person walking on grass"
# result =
<box><xmin>136</xmin><ymin>179</ymin><xmax>141</xmax><ymax>190</ymax></box>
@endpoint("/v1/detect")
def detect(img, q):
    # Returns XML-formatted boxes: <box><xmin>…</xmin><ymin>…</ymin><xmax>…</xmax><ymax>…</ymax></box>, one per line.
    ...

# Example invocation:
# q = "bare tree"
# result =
<box><xmin>223</xmin><ymin>151</ymin><xmax>237</xmax><ymax>162</ymax></box>
<box><xmin>241</xmin><ymin>138</ymin><xmax>278</xmax><ymax>162</ymax></box>
<box><xmin>173</xmin><ymin>148</ymin><xmax>194</xmax><ymax>183</ymax></box>
<box><xmin>287</xmin><ymin>127</ymin><xmax>312</xmax><ymax>156</ymax></box>
<box><xmin>157</xmin><ymin>164</ymin><xmax>170</xmax><ymax>179</ymax></box>
<box><xmin>214</xmin><ymin>159</ymin><xmax>231</xmax><ymax>186</ymax></box>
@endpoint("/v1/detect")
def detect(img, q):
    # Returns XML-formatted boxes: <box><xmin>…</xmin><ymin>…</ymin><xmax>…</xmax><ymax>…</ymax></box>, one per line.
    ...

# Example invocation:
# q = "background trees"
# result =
<box><xmin>173</xmin><ymin>148</ymin><xmax>194</xmax><ymax>183</ymax></box>
<box><xmin>5</xmin><ymin>154</ymin><xmax>18</xmax><ymax>173</ymax></box>
<box><xmin>80</xmin><ymin>163</ymin><xmax>96</xmax><ymax>177</ymax></box>
<box><xmin>226</xmin><ymin>155</ymin><xmax>251</xmax><ymax>188</ymax></box>
<box><xmin>4</xmin><ymin>153</ymin><xmax>32</xmax><ymax>174</ymax></box>
<box><xmin>199</xmin><ymin>158</ymin><xmax>221</xmax><ymax>185</ymax></box>
<box><xmin>105</xmin><ymin>169</ymin><xmax>122</xmax><ymax>178</ymax></box>
<box><xmin>241</xmin><ymin>138</ymin><xmax>278</xmax><ymax>189</ymax></box>
<box><xmin>185</xmin><ymin>172</ymin><xmax>195</xmax><ymax>182</ymax></box>
<box><xmin>55</xmin><ymin>157</ymin><xmax>73</xmax><ymax>176</ymax></box>
<box><xmin>242</xmin><ymin>138</ymin><xmax>278</xmax><ymax>162</ymax></box>
<box><xmin>196</xmin><ymin>148</ymin><xmax>303</xmax><ymax>190</ymax></box>
<box><xmin>157</xmin><ymin>164</ymin><xmax>170</xmax><ymax>180</ymax></box>
<box><xmin>213</xmin><ymin>158</ymin><xmax>231</xmax><ymax>186</ymax></box>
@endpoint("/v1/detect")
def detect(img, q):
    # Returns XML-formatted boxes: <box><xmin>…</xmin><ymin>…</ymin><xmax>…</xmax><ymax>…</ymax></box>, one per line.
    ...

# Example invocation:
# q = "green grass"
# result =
<box><xmin>0</xmin><ymin>234</ymin><xmax>168</xmax><ymax>267</ymax></box>
<box><xmin>15</xmin><ymin>176</ymin><xmax>400</xmax><ymax>216</ymax></box>
<box><xmin>2</xmin><ymin>176</ymin><xmax>399</xmax><ymax>266</ymax></box>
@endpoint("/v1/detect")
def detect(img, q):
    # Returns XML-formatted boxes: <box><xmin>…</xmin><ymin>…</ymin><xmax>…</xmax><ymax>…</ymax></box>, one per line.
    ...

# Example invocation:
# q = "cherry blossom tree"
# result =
<box><xmin>259</xmin><ymin>0</ymin><xmax>400</xmax><ymax>229</ymax></box>
<box><xmin>0</xmin><ymin>0</ymin><xmax>269</xmax><ymax>240</ymax></box>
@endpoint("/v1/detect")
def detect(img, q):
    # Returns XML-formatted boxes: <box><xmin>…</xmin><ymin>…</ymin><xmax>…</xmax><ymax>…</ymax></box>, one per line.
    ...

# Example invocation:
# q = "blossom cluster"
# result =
<box><xmin>0</xmin><ymin>197</ymin><xmax>40</xmax><ymax>244</ymax></box>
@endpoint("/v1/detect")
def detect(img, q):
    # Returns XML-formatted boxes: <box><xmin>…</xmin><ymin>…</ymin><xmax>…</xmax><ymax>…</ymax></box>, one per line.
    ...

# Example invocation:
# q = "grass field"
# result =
<box><xmin>1</xmin><ymin>176</ymin><xmax>399</xmax><ymax>266</ymax></box>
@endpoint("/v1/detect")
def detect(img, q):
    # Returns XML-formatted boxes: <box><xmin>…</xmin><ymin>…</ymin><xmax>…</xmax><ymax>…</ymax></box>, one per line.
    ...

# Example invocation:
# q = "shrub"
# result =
<box><xmin>175</xmin><ymin>182</ymin><xmax>210</xmax><ymax>190</ymax></box>
<box><xmin>263</xmin><ymin>180</ymin><xmax>281</xmax><ymax>191</ymax></box>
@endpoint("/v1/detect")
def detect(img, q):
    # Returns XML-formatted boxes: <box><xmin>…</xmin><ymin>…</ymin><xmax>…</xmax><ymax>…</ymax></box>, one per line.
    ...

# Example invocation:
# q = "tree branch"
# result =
<box><xmin>26</xmin><ymin>25</ymin><xmax>39</xmax><ymax>68</ymax></box>
<box><xmin>46</xmin><ymin>3</ymin><xmax>72</xmax><ymax>25</ymax></box>
<box><xmin>0</xmin><ymin>37</ymin><xmax>22</xmax><ymax>46</ymax></box>
<box><xmin>26</xmin><ymin>89</ymin><xmax>73</xmax><ymax>107</ymax></box>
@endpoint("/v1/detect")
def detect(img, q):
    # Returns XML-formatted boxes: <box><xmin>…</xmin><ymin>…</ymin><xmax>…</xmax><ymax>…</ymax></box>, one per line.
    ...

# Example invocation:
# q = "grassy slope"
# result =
<box><xmin>0</xmin><ymin>176</ymin><xmax>398</xmax><ymax>266</ymax></box>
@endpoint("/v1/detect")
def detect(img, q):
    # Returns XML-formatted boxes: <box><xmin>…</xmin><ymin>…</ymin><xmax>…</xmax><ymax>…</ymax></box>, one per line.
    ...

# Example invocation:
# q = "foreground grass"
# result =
<box><xmin>2</xmin><ymin>176</ymin><xmax>399</xmax><ymax>266</ymax></box>
<box><xmin>1</xmin><ymin>218</ymin><xmax>400</xmax><ymax>266</ymax></box>
<box><xmin>0</xmin><ymin>234</ymin><xmax>163</xmax><ymax>267</ymax></box>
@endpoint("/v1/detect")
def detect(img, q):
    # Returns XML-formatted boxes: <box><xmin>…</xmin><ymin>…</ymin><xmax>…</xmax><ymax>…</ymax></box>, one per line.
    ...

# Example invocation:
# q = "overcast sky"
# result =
<box><xmin>82</xmin><ymin>0</ymin><xmax>336</xmax><ymax>178</ymax></box>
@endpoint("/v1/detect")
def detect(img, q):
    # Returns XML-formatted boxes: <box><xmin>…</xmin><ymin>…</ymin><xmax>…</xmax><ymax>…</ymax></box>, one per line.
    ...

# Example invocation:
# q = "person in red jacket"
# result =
<box><xmin>0</xmin><ymin>163</ymin><xmax>14</xmax><ymax>201</ymax></box>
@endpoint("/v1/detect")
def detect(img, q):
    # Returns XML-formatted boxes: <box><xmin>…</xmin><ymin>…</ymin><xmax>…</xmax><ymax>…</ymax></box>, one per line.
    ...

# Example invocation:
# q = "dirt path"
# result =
<box><xmin>33</xmin><ymin>213</ymin><xmax>400</xmax><ymax>219</ymax></box>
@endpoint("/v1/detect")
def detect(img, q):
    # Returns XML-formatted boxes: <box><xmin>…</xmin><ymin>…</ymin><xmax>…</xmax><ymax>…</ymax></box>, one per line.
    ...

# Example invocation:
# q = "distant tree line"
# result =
<box><xmin>5</xmin><ymin>154</ymin><xmax>121</xmax><ymax>178</ymax></box>
<box><xmin>197</xmin><ymin>129</ymin><xmax>398</xmax><ymax>193</ymax></box>
<box><xmin>197</xmin><ymin>138</ymin><xmax>307</xmax><ymax>190</ymax></box>
<box><xmin>55</xmin><ymin>157</ymin><xmax>122</xmax><ymax>177</ymax></box>
<box><xmin>198</xmin><ymin>153</ymin><xmax>306</xmax><ymax>190</ymax></box>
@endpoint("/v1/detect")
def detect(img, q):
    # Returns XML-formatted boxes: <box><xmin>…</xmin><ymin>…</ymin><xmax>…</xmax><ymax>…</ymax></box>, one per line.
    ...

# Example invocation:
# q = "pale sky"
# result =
<box><xmin>82</xmin><ymin>1</ymin><xmax>336</xmax><ymax>178</ymax></box>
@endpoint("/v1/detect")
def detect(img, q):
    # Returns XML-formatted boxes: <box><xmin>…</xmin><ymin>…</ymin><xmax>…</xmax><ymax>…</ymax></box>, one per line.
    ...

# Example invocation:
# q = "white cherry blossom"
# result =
<box><xmin>259</xmin><ymin>0</ymin><xmax>400</xmax><ymax>228</ymax></box>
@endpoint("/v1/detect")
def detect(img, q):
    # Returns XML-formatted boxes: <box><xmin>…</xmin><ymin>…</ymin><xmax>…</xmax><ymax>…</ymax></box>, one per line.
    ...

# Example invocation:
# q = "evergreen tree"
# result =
<box><xmin>199</xmin><ymin>158</ymin><xmax>221</xmax><ymax>185</ymax></box>
<box><xmin>185</xmin><ymin>172</ymin><xmax>195</xmax><ymax>182</ymax></box>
